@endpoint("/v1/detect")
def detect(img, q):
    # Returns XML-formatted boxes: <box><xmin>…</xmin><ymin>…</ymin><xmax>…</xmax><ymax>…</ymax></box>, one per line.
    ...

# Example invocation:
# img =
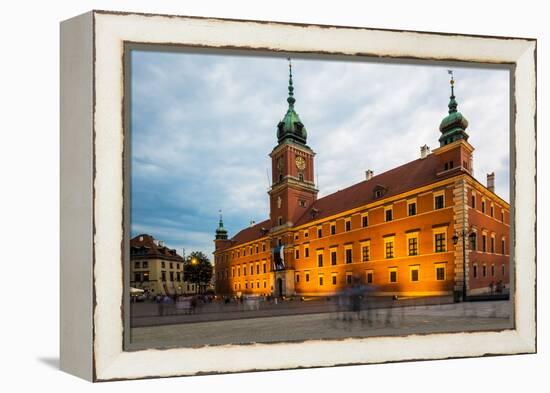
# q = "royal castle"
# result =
<box><xmin>213</xmin><ymin>62</ymin><xmax>509</xmax><ymax>300</ymax></box>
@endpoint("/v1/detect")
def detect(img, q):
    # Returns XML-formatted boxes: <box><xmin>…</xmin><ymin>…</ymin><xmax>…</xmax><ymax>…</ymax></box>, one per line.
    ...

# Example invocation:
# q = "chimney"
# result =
<box><xmin>365</xmin><ymin>169</ymin><xmax>374</xmax><ymax>180</ymax></box>
<box><xmin>487</xmin><ymin>172</ymin><xmax>495</xmax><ymax>192</ymax></box>
<box><xmin>420</xmin><ymin>144</ymin><xmax>430</xmax><ymax>159</ymax></box>
<box><xmin>249</xmin><ymin>220</ymin><xmax>256</xmax><ymax>227</ymax></box>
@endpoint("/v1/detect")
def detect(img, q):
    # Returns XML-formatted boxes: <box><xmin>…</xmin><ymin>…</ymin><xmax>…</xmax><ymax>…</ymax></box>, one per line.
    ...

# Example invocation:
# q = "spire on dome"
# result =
<box><xmin>276</xmin><ymin>58</ymin><xmax>308</xmax><ymax>145</ymax></box>
<box><xmin>215</xmin><ymin>209</ymin><xmax>228</xmax><ymax>240</ymax></box>
<box><xmin>439</xmin><ymin>70</ymin><xmax>469</xmax><ymax>146</ymax></box>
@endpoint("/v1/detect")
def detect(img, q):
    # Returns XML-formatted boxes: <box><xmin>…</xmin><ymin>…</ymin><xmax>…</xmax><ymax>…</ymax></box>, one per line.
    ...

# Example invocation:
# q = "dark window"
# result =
<box><xmin>299</xmin><ymin>173</ymin><xmax>304</xmax><ymax>182</ymax></box>
<box><xmin>278</xmin><ymin>217</ymin><xmax>283</xmax><ymax>226</ymax></box>
<box><xmin>262</xmin><ymin>243</ymin><xmax>266</xmax><ymax>252</ymax></box>
<box><xmin>366</xmin><ymin>272</ymin><xmax>373</xmax><ymax>284</ymax></box>
<box><xmin>299</xmin><ymin>199</ymin><xmax>306</xmax><ymax>207</ymax></box>
<box><xmin>482</xmin><ymin>201</ymin><xmax>486</xmax><ymax>213</ymax></box>
<box><xmin>490</xmin><ymin>206</ymin><xmax>494</xmax><ymax>217</ymax></box>
<box><xmin>170</xmin><ymin>262</ymin><xmax>173</xmax><ymax>269</ymax></box>
<box><xmin>345</xmin><ymin>248</ymin><xmax>352</xmax><ymax>264</ymax></box>
<box><xmin>444</xmin><ymin>162</ymin><xmax>448</xmax><ymax>171</ymax></box>
<box><xmin>263</xmin><ymin>263</ymin><xmax>266</xmax><ymax>273</ymax></box>
<box><xmin>143</xmin><ymin>272</ymin><xmax>149</xmax><ymax>281</ymax></box>
<box><xmin>296</xmin><ymin>274</ymin><xmax>300</xmax><ymax>283</ymax></box>
<box><xmin>250</xmin><ymin>265</ymin><xmax>253</xmax><ymax>275</ymax></box>
<box><xmin>385</xmin><ymin>241</ymin><xmax>394</xmax><ymax>259</ymax></box>
<box><xmin>264</xmin><ymin>281</ymin><xmax>267</xmax><ymax>288</ymax></box>
<box><xmin>346</xmin><ymin>274</ymin><xmax>352</xmax><ymax>285</ymax></box>
<box><xmin>345</xmin><ymin>220</ymin><xmax>351</xmax><ymax>232</ymax></box>
<box><xmin>305</xmin><ymin>273</ymin><xmax>310</xmax><ymax>282</ymax></box>
<box><xmin>331</xmin><ymin>251</ymin><xmax>337</xmax><ymax>265</ymax></box>
<box><xmin>501</xmin><ymin>211</ymin><xmax>505</xmax><ymax>222</ymax></box>
<box><xmin>255</xmin><ymin>245</ymin><xmax>259</xmax><ymax>253</ymax></box>
<box><xmin>176</xmin><ymin>272</ymin><xmax>180</xmax><ymax>281</ymax></box>
<box><xmin>435</xmin><ymin>195</ymin><xmax>444</xmax><ymax>209</ymax></box>
<box><xmin>135</xmin><ymin>261</ymin><xmax>140</xmax><ymax>269</ymax></box>
<box><xmin>491</xmin><ymin>237</ymin><xmax>495</xmax><ymax>253</ymax></box>
<box><xmin>143</xmin><ymin>261</ymin><xmax>148</xmax><ymax>268</ymax></box>
<box><xmin>295</xmin><ymin>249</ymin><xmax>300</xmax><ymax>259</ymax></box>
<box><xmin>362</xmin><ymin>215</ymin><xmax>369</xmax><ymax>227</ymax></box>
<box><xmin>305</xmin><ymin>247</ymin><xmax>309</xmax><ymax>258</ymax></box>
<box><xmin>385</xmin><ymin>209</ymin><xmax>393</xmax><ymax>222</ymax></box>
<box><xmin>482</xmin><ymin>265</ymin><xmax>487</xmax><ymax>277</ymax></box>
<box><xmin>161</xmin><ymin>262</ymin><xmax>165</xmax><ymax>268</ymax></box>
<box><xmin>482</xmin><ymin>235</ymin><xmax>487</xmax><ymax>252</ymax></box>
<box><xmin>362</xmin><ymin>246</ymin><xmax>370</xmax><ymax>262</ymax></box>
<box><xmin>408</xmin><ymin>202</ymin><xmax>417</xmax><ymax>216</ymax></box>
<box><xmin>134</xmin><ymin>273</ymin><xmax>141</xmax><ymax>282</ymax></box>
<box><xmin>256</xmin><ymin>264</ymin><xmax>259</xmax><ymax>274</ymax></box>
<box><xmin>317</xmin><ymin>228</ymin><xmax>322</xmax><ymax>238</ymax></box>
<box><xmin>169</xmin><ymin>272</ymin><xmax>174</xmax><ymax>281</ymax></box>
<box><xmin>502</xmin><ymin>265</ymin><xmax>505</xmax><ymax>276</ymax></box>
<box><xmin>332</xmin><ymin>275</ymin><xmax>337</xmax><ymax>285</ymax></box>
<box><xmin>304</xmin><ymin>231</ymin><xmax>309</xmax><ymax>238</ymax></box>
<box><xmin>473</xmin><ymin>265</ymin><xmax>478</xmax><ymax>278</ymax></box>
<box><xmin>436</xmin><ymin>266</ymin><xmax>445</xmax><ymax>281</ymax></box>
<box><xmin>238</xmin><ymin>267</ymin><xmax>240</xmax><ymax>276</ymax></box>
<box><xmin>389</xmin><ymin>270</ymin><xmax>397</xmax><ymax>283</ymax></box>
<box><xmin>501</xmin><ymin>239</ymin><xmax>505</xmax><ymax>254</ymax></box>
<box><xmin>411</xmin><ymin>269</ymin><xmax>419</xmax><ymax>282</ymax></box>
<box><xmin>491</xmin><ymin>265</ymin><xmax>495</xmax><ymax>276</ymax></box>
<box><xmin>317</xmin><ymin>253</ymin><xmax>323</xmax><ymax>267</ymax></box>
<box><xmin>375</xmin><ymin>189</ymin><xmax>383</xmax><ymax>198</ymax></box>
<box><xmin>319</xmin><ymin>276</ymin><xmax>324</xmax><ymax>286</ymax></box>
<box><xmin>408</xmin><ymin>237</ymin><xmax>418</xmax><ymax>256</ymax></box>
<box><xmin>330</xmin><ymin>224</ymin><xmax>336</xmax><ymax>235</ymax></box>
<box><xmin>161</xmin><ymin>271</ymin><xmax>166</xmax><ymax>281</ymax></box>
<box><xmin>435</xmin><ymin>233</ymin><xmax>446</xmax><ymax>252</ymax></box>
<box><xmin>471</xmin><ymin>233</ymin><xmax>477</xmax><ymax>250</ymax></box>
<box><xmin>471</xmin><ymin>195</ymin><xmax>476</xmax><ymax>208</ymax></box>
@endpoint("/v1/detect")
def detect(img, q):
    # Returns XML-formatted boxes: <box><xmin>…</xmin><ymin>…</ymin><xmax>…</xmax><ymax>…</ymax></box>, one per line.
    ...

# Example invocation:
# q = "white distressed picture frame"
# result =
<box><xmin>60</xmin><ymin>10</ymin><xmax>536</xmax><ymax>382</ymax></box>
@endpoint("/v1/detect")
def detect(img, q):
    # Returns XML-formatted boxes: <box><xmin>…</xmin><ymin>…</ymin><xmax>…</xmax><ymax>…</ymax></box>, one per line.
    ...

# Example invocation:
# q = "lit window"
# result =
<box><xmin>435</xmin><ymin>233</ymin><xmax>446</xmax><ymax>252</ymax></box>
<box><xmin>361</xmin><ymin>244</ymin><xmax>370</xmax><ymax>262</ymax></box>
<box><xmin>408</xmin><ymin>236</ymin><xmax>418</xmax><ymax>256</ymax></box>
<box><xmin>385</xmin><ymin>239</ymin><xmax>394</xmax><ymax>259</ymax></box>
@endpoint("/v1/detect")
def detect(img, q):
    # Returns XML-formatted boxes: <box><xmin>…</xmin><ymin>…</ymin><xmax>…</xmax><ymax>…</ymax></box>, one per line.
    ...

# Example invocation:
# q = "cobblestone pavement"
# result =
<box><xmin>130</xmin><ymin>300</ymin><xmax>512</xmax><ymax>349</ymax></box>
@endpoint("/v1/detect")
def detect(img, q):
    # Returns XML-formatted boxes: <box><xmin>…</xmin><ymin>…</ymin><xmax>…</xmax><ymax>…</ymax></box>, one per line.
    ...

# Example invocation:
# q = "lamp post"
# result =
<box><xmin>452</xmin><ymin>229</ymin><xmax>476</xmax><ymax>302</ymax></box>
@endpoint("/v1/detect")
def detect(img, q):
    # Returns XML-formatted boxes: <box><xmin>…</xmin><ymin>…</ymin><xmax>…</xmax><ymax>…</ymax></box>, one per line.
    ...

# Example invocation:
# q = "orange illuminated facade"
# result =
<box><xmin>213</xmin><ymin>65</ymin><xmax>509</xmax><ymax>299</ymax></box>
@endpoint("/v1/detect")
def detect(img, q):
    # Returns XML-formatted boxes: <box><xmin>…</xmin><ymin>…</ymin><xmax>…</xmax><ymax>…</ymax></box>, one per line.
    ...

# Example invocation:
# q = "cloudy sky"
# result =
<box><xmin>130</xmin><ymin>50</ymin><xmax>510</xmax><ymax>259</ymax></box>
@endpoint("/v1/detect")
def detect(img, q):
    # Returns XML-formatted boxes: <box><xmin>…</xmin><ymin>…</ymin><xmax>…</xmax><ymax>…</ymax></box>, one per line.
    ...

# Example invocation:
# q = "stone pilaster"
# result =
<box><xmin>452</xmin><ymin>177</ymin><xmax>470</xmax><ymax>293</ymax></box>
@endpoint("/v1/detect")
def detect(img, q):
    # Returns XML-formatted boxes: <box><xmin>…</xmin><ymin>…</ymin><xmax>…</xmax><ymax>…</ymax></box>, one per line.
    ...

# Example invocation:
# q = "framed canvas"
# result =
<box><xmin>60</xmin><ymin>10</ymin><xmax>536</xmax><ymax>381</ymax></box>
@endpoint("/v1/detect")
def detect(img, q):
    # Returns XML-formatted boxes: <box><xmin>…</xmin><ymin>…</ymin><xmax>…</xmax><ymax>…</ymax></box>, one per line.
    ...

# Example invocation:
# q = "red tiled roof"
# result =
<box><xmin>130</xmin><ymin>234</ymin><xmax>184</xmax><ymax>261</ymax></box>
<box><xmin>295</xmin><ymin>153</ymin><xmax>464</xmax><ymax>226</ymax></box>
<box><xmin>225</xmin><ymin>219</ymin><xmax>271</xmax><ymax>249</ymax></box>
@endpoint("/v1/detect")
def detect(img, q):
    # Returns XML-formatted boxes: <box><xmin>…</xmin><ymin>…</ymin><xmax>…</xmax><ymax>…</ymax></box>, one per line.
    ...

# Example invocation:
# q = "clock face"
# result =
<box><xmin>295</xmin><ymin>156</ymin><xmax>306</xmax><ymax>170</ymax></box>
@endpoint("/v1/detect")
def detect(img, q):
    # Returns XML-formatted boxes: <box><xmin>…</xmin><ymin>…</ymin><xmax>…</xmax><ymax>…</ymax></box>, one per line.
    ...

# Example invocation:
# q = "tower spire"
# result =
<box><xmin>287</xmin><ymin>57</ymin><xmax>295</xmax><ymax>108</ymax></box>
<box><xmin>215</xmin><ymin>209</ymin><xmax>228</xmax><ymax>240</ymax></box>
<box><xmin>447</xmin><ymin>69</ymin><xmax>458</xmax><ymax>113</ymax></box>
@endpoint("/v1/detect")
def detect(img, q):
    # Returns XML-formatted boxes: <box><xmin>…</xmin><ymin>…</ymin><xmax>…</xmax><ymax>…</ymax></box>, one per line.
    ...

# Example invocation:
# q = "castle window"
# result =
<box><xmin>362</xmin><ymin>214</ymin><xmax>369</xmax><ymax>227</ymax></box>
<box><xmin>299</xmin><ymin>173</ymin><xmax>304</xmax><ymax>182</ymax></box>
<box><xmin>330</xmin><ymin>223</ymin><xmax>336</xmax><ymax>235</ymax></box>
<box><xmin>295</xmin><ymin>249</ymin><xmax>300</xmax><ymax>259</ymax></box>
<box><xmin>332</xmin><ymin>274</ymin><xmax>337</xmax><ymax>285</ymax></box>
<box><xmin>361</xmin><ymin>243</ymin><xmax>370</xmax><ymax>262</ymax></box>
<box><xmin>298</xmin><ymin>199</ymin><xmax>306</xmax><ymax>207</ymax></box>
<box><xmin>295</xmin><ymin>273</ymin><xmax>300</xmax><ymax>283</ymax></box>
<box><xmin>305</xmin><ymin>272</ymin><xmax>310</xmax><ymax>282</ymax></box>
<box><xmin>473</xmin><ymin>264</ymin><xmax>478</xmax><ymax>278</ymax></box>
<box><xmin>434</xmin><ymin>233</ymin><xmax>446</xmax><ymax>253</ymax></box>
<box><xmin>319</xmin><ymin>275</ymin><xmax>324</xmax><ymax>286</ymax></box>
<box><xmin>135</xmin><ymin>261</ymin><xmax>140</xmax><ymax>269</ymax></box>
<box><xmin>317</xmin><ymin>251</ymin><xmax>324</xmax><ymax>267</ymax></box>
<box><xmin>408</xmin><ymin>201</ymin><xmax>417</xmax><ymax>216</ymax></box>
<box><xmin>471</xmin><ymin>194</ymin><xmax>476</xmax><ymax>208</ymax></box>
<box><xmin>345</xmin><ymin>246</ymin><xmax>353</xmax><ymax>264</ymax></box>
<box><xmin>366</xmin><ymin>270</ymin><xmax>373</xmax><ymax>284</ymax></box>
<box><xmin>317</xmin><ymin>227</ymin><xmax>323</xmax><ymax>238</ymax></box>
<box><xmin>434</xmin><ymin>192</ymin><xmax>445</xmax><ymax>210</ymax></box>
<box><xmin>304</xmin><ymin>245</ymin><xmax>310</xmax><ymax>258</ymax></box>
<box><xmin>345</xmin><ymin>219</ymin><xmax>351</xmax><ymax>232</ymax></box>
<box><xmin>410</xmin><ymin>266</ymin><xmax>419</xmax><ymax>282</ymax></box>
<box><xmin>384</xmin><ymin>238</ymin><xmax>395</xmax><ymax>259</ymax></box>
<box><xmin>389</xmin><ymin>267</ymin><xmax>398</xmax><ymax>283</ymax></box>
<box><xmin>346</xmin><ymin>272</ymin><xmax>353</xmax><ymax>285</ymax></box>
<box><xmin>278</xmin><ymin>216</ymin><xmax>283</xmax><ymax>226</ymax></box>
<box><xmin>331</xmin><ymin>248</ymin><xmax>337</xmax><ymax>265</ymax></box>
<box><xmin>385</xmin><ymin>207</ymin><xmax>393</xmax><ymax>222</ymax></box>
<box><xmin>481</xmin><ymin>199</ymin><xmax>486</xmax><ymax>214</ymax></box>
<box><xmin>408</xmin><ymin>236</ymin><xmax>418</xmax><ymax>256</ymax></box>
<box><xmin>435</xmin><ymin>264</ymin><xmax>446</xmax><ymax>281</ymax></box>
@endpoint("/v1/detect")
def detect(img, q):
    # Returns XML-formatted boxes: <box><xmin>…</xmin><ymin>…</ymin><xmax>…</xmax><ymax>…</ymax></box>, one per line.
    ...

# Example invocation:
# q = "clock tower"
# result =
<box><xmin>268</xmin><ymin>60</ymin><xmax>318</xmax><ymax>230</ymax></box>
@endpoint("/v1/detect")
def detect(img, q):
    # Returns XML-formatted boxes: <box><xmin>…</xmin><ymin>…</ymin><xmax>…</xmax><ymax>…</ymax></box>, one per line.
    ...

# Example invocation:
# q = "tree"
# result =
<box><xmin>183</xmin><ymin>251</ymin><xmax>213</xmax><ymax>293</ymax></box>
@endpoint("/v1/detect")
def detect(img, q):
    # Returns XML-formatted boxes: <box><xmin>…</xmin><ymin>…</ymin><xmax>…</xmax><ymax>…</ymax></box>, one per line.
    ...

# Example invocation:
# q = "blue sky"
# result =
<box><xmin>130</xmin><ymin>50</ymin><xmax>510</xmax><ymax>260</ymax></box>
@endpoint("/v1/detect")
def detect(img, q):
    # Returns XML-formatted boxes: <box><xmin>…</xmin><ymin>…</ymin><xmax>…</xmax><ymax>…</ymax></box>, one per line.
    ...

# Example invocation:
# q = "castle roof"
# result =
<box><xmin>130</xmin><ymin>234</ymin><xmax>184</xmax><ymax>261</ymax></box>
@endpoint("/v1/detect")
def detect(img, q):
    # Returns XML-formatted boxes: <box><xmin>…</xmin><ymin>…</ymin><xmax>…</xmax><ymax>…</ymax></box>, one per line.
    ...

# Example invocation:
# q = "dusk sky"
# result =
<box><xmin>130</xmin><ymin>50</ymin><xmax>510</xmax><ymax>260</ymax></box>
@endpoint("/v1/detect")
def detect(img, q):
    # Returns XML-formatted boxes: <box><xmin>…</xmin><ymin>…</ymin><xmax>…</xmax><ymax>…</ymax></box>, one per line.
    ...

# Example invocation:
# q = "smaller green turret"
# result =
<box><xmin>439</xmin><ymin>70</ymin><xmax>469</xmax><ymax>146</ymax></box>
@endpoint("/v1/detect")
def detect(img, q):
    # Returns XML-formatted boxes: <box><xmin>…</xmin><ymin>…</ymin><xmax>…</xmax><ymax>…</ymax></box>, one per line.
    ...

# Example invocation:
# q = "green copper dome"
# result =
<box><xmin>277</xmin><ymin>59</ymin><xmax>308</xmax><ymax>145</ymax></box>
<box><xmin>439</xmin><ymin>74</ymin><xmax>469</xmax><ymax>146</ymax></box>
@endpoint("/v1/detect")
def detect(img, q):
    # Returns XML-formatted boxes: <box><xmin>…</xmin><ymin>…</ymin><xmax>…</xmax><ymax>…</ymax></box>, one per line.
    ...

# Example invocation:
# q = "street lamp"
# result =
<box><xmin>452</xmin><ymin>229</ymin><xmax>476</xmax><ymax>302</ymax></box>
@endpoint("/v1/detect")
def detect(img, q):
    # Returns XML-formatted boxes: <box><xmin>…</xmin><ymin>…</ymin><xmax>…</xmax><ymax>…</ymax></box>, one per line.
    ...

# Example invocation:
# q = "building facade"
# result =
<box><xmin>130</xmin><ymin>234</ymin><xmax>198</xmax><ymax>296</ymax></box>
<box><xmin>213</xmin><ymin>65</ymin><xmax>509</xmax><ymax>299</ymax></box>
